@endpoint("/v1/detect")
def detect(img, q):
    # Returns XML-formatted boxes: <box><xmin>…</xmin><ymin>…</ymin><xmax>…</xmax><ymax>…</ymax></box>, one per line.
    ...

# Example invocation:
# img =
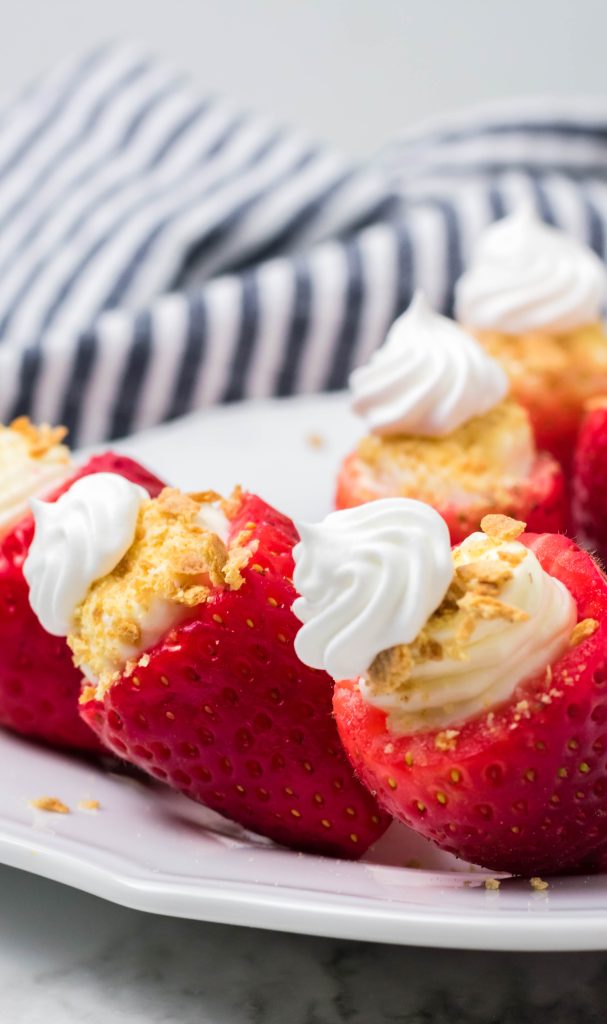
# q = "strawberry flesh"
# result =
<box><xmin>572</xmin><ymin>400</ymin><xmax>607</xmax><ymax>558</ymax></box>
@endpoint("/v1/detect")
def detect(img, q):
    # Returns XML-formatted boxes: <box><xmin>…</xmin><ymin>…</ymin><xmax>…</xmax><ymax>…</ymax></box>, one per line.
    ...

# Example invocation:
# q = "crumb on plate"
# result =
<box><xmin>29</xmin><ymin>796</ymin><xmax>70</xmax><ymax>814</ymax></box>
<box><xmin>78</xmin><ymin>799</ymin><xmax>100</xmax><ymax>812</ymax></box>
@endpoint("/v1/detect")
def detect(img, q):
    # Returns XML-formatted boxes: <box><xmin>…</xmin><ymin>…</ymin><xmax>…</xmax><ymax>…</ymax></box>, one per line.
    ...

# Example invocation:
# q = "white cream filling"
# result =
<box><xmin>356</xmin><ymin>414</ymin><xmax>536</xmax><ymax>506</ymax></box>
<box><xmin>0</xmin><ymin>432</ymin><xmax>73</xmax><ymax>536</ymax></box>
<box><xmin>80</xmin><ymin>506</ymin><xmax>231</xmax><ymax>683</ymax></box>
<box><xmin>359</xmin><ymin>534</ymin><xmax>577</xmax><ymax>732</ymax></box>
<box><xmin>79</xmin><ymin>597</ymin><xmax>191</xmax><ymax>684</ymax></box>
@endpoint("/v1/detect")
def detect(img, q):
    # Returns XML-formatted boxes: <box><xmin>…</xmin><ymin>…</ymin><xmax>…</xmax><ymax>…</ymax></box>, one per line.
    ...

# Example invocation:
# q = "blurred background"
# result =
<box><xmin>5</xmin><ymin>0</ymin><xmax>606</xmax><ymax>155</ymax></box>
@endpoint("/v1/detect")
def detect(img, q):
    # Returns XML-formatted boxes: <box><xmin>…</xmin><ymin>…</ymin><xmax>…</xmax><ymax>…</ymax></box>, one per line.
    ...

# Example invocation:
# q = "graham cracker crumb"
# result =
<box><xmin>368</xmin><ymin>645</ymin><xmax>414</xmax><ymax>693</ymax></box>
<box><xmin>435</xmin><ymin>729</ymin><xmax>460</xmax><ymax>751</ymax></box>
<box><xmin>356</xmin><ymin>400</ymin><xmax>532</xmax><ymax>509</ymax></box>
<box><xmin>156</xmin><ymin>487</ymin><xmax>201</xmax><ymax>519</ymax></box>
<box><xmin>569</xmin><ymin>618</ymin><xmax>599</xmax><ymax>647</ymax></box>
<box><xmin>500</xmin><ymin>548</ymin><xmax>527</xmax><ymax>567</ymax></box>
<box><xmin>10</xmin><ymin>416</ymin><xmax>68</xmax><ymax>458</ymax></box>
<box><xmin>457</xmin><ymin>590</ymin><xmax>529</xmax><ymax>624</ymax></box>
<box><xmin>484</xmin><ymin>878</ymin><xmax>501</xmax><ymax>890</ymax></box>
<box><xmin>221</xmin><ymin>485</ymin><xmax>244</xmax><ymax>520</ymax></box>
<box><xmin>78</xmin><ymin>799</ymin><xmax>100</xmax><ymax>812</ymax></box>
<box><xmin>30</xmin><ymin>797</ymin><xmax>70</xmax><ymax>814</ymax></box>
<box><xmin>456</xmin><ymin>559</ymin><xmax>513</xmax><ymax>592</ymax></box>
<box><xmin>224</xmin><ymin>534</ymin><xmax>259</xmax><ymax>591</ymax></box>
<box><xmin>188</xmin><ymin>489</ymin><xmax>223</xmax><ymax>505</ymax></box>
<box><xmin>480</xmin><ymin>514</ymin><xmax>526</xmax><ymax>542</ymax></box>
<box><xmin>116</xmin><ymin>620</ymin><xmax>141</xmax><ymax>646</ymax></box>
<box><xmin>514</xmin><ymin>699</ymin><xmax>531</xmax><ymax>720</ymax></box>
<box><xmin>306</xmin><ymin>432</ymin><xmax>326</xmax><ymax>450</ymax></box>
<box><xmin>70</xmin><ymin>488</ymin><xmax>247</xmax><ymax>695</ymax></box>
<box><xmin>178</xmin><ymin>552</ymin><xmax>214</xmax><ymax>575</ymax></box>
<box><xmin>529</xmin><ymin>876</ymin><xmax>549</xmax><ymax>891</ymax></box>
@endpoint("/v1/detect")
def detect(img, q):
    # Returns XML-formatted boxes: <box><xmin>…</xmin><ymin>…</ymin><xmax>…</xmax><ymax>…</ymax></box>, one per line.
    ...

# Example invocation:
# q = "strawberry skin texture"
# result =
<box><xmin>525</xmin><ymin>401</ymin><xmax>579</xmax><ymax>477</ymax></box>
<box><xmin>336</xmin><ymin>450</ymin><xmax>567</xmax><ymax>545</ymax></box>
<box><xmin>81</xmin><ymin>493</ymin><xmax>390</xmax><ymax>858</ymax></box>
<box><xmin>334</xmin><ymin>533</ymin><xmax>607</xmax><ymax>876</ymax></box>
<box><xmin>0</xmin><ymin>453</ymin><xmax>165</xmax><ymax>753</ymax></box>
<box><xmin>572</xmin><ymin>400</ymin><xmax>607</xmax><ymax>557</ymax></box>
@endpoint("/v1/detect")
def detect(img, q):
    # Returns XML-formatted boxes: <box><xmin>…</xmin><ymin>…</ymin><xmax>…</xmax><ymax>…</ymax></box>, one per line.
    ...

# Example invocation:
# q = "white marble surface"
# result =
<box><xmin>1</xmin><ymin>863</ymin><xmax>605</xmax><ymax>1023</ymax></box>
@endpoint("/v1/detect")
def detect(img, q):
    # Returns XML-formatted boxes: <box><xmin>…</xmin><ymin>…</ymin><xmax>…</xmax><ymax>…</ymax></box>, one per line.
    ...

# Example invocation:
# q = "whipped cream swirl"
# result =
<box><xmin>292</xmin><ymin>499</ymin><xmax>453</xmax><ymax>680</ymax></box>
<box><xmin>360</xmin><ymin>532</ymin><xmax>577</xmax><ymax>731</ymax></box>
<box><xmin>24</xmin><ymin>473</ymin><xmax>149</xmax><ymax>636</ymax></box>
<box><xmin>455</xmin><ymin>205</ymin><xmax>606</xmax><ymax>334</ymax></box>
<box><xmin>349</xmin><ymin>291</ymin><xmax>508</xmax><ymax>436</ymax></box>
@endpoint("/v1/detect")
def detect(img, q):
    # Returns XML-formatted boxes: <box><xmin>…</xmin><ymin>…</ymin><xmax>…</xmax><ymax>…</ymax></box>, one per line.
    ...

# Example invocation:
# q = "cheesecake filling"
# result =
<box><xmin>354</xmin><ymin>400</ymin><xmax>535</xmax><ymax>507</ymax></box>
<box><xmin>361</xmin><ymin>517</ymin><xmax>576</xmax><ymax>733</ymax></box>
<box><xmin>24</xmin><ymin>477</ymin><xmax>254</xmax><ymax>695</ymax></box>
<box><xmin>0</xmin><ymin>417</ymin><xmax>72</xmax><ymax>536</ymax></box>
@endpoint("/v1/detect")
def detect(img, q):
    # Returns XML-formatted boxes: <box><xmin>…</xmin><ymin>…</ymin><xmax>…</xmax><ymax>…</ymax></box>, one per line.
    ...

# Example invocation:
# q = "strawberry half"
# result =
<box><xmin>80</xmin><ymin>492</ymin><xmax>390</xmax><ymax>857</ymax></box>
<box><xmin>572</xmin><ymin>398</ymin><xmax>607</xmax><ymax>558</ymax></box>
<box><xmin>0</xmin><ymin>453</ymin><xmax>165</xmax><ymax>752</ymax></box>
<box><xmin>334</xmin><ymin>533</ymin><xmax>607</xmax><ymax>876</ymax></box>
<box><xmin>336</xmin><ymin>450</ymin><xmax>567</xmax><ymax>545</ymax></box>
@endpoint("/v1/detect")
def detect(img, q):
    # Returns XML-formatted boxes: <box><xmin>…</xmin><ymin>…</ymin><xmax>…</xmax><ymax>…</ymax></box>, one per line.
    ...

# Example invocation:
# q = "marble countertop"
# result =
<box><xmin>1</xmin><ymin>864</ymin><xmax>605</xmax><ymax>1023</ymax></box>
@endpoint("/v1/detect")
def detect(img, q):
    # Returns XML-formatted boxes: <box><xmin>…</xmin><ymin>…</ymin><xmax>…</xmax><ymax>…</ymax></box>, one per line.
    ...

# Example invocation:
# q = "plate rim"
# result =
<box><xmin>2</xmin><ymin>807</ymin><xmax>607</xmax><ymax>952</ymax></box>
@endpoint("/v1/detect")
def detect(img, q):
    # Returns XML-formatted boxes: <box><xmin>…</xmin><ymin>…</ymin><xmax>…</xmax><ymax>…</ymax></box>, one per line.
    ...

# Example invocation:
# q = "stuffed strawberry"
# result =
<box><xmin>24</xmin><ymin>478</ymin><xmax>390</xmax><ymax>856</ymax></box>
<box><xmin>338</xmin><ymin>292</ymin><xmax>567</xmax><ymax>543</ymax></box>
<box><xmin>455</xmin><ymin>206</ymin><xmax>607</xmax><ymax>472</ymax></box>
<box><xmin>0</xmin><ymin>418</ymin><xmax>165</xmax><ymax>753</ymax></box>
<box><xmin>572</xmin><ymin>398</ymin><xmax>607</xmax><ymax>558</ymax></box>
<box><xmin>293</xmin><ymin>499</ymin><xmax>607</xmax><ymax>876</ymax></box>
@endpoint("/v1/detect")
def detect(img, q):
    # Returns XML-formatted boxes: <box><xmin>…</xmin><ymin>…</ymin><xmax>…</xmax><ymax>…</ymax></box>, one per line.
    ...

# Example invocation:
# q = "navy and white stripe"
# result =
<box><xmin>1</xmin><ymin>44</ymin><xmax>607</xmax><ymax>443</ymax></box>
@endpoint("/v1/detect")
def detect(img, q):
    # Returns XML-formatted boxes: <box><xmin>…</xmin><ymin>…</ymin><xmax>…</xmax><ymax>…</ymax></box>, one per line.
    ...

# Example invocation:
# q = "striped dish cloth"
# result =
<box><xmin>1</xmin><ymin>43</ymin><xmax>606</xmax><ymax>444</ymax></box>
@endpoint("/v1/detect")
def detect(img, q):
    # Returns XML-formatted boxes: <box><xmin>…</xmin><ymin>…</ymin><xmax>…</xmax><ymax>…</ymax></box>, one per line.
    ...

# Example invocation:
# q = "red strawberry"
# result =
<box><xmin>336</xmin><ymin>449</ymin><xmax>567</xmax><ymax>545</ymax></box>
<box><xmin>80</xmin><ymin>492</ymin><xmax>391</xmax><ymax>857</ymax></box>
<box><xmin>334</xmin><ymin>532</ymin><xmax>607</xmax><ymax>876</ymax></box>
<box><xmin>0</xmin><ymin>453</ymin><xmax>165</xmax><ymax>752</ymax></box>
<box><xmin>572</xmin><ymin>398</ymin><xmax>607</xmax><ymax>557</ymax></box>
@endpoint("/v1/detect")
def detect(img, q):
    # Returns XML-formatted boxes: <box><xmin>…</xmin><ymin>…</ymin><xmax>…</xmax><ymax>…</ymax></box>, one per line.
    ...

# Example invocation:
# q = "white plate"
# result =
<box><xmin>2</xmin><ymin>392</ymin><xmax>607</xmax><ymax>952</ymax></box>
